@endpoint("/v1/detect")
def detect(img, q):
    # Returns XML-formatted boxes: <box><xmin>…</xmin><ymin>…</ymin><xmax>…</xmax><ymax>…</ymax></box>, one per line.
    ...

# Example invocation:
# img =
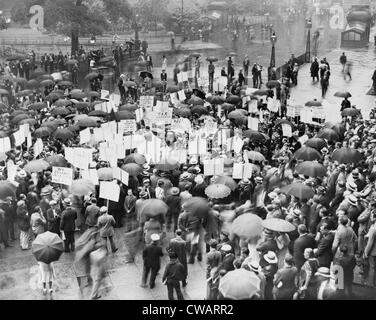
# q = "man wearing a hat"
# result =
<box><xmin>97</xmin><ymin>206</ymin><xmax>118</xmax><ymax>254</ymax></box>
<box><xmin>206</xmin><ymin>239</ymin><xmax>222</xmax><ymax>279</ymax></box>
<box><xmin>46</xmin><ymin>200</ymin><xmax>62</xmax><ymax>235</ymax></box>
<box><xmin>142</xmin><ymin>233</ymin><xmax>163</xmax><ymax>289</ymax></box>
<box><xmin>168</xmin><ymin>229</ymin><xmax>187</xmax><ymax>287</ymax></box>
<box><xmin>293</xmin><ymin>224</ymin><xmax>316</xmax><ymax>271</ymax></box>
<box><xmin>162</xmin><ymin>252</ymin><xmax>185</xmax><ymax>300</ymax></box>
<box><xmin>348</xmin><ymin>168</ymin><xmax>366</xmax><ymax>191</ymax></box>
<box><xmin>124</xmin><ymin>189</ymin><xmax>137</xmax><ymax>231</ymax></box>
<box><xmin>60</xmin><ymin>198</ymin><xmax>77</xmax><ymax>252</ymax></box>
<box><xmin>261</xmin><ymin>251</ymin><xmax>278</xmax><ymax>300</ymax></box>
<box><xmin>165</xmin><ymin>187</ymin><xmax>181</xmax><ymax>232</ymax></box>
<box><xmin>219</xmin><ymin>244</ymin><xmax>235</xmax><ymax>272</ymax></box>
<box><xmin>257</xmin><ymin>228</ymin><xmax>278</xmax><ymax>259</ymax></box>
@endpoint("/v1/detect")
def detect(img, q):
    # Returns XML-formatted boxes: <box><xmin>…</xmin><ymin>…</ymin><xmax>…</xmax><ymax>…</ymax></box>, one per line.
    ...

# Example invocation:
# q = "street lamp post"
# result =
<box><xmin>305</xmin><ymin>18</ymin><xmax>312</xmax><ymax>63</ymax></box>
<box><xmin>268</xmin><ymin>32</ymin><xmax>277</xmax><ymax>81</ymax></box>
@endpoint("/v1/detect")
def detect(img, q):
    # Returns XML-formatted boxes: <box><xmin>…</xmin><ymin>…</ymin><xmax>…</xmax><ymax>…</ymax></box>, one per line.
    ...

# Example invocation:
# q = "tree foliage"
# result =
<box><xmin>133</xmin><ymin>0</ymin><xmax>169</xmax><ymax>29</ymax></box>
<box><xmin>10</xmin><ymin>0</ymin><xmax>46</xmax><ymax>25</ymax></box>
<box><xmin>104</xmin><ymin>0</ymin><xmax>133</xmax><ymax>31</ymax></box>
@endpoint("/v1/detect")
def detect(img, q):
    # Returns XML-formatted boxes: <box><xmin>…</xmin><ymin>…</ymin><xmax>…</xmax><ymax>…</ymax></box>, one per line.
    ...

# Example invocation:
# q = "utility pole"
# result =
<box><xmin>305</xmin><ymin>18</ymin><xmax>312</xmax><ymax>63</ymax></box>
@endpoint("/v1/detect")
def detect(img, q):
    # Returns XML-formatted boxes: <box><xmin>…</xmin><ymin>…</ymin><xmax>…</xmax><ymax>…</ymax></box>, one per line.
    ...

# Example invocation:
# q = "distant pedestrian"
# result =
<box><xmin>310</xmin><ymin>58</ymin><xmax>319</xmax><ymax>82</ymax></box>
<box><xmin>162</xmin><ymin>252</ymin><xmax>185</xmax><ymax>300</ymax></box>
<box><xmin>168</xmin><ymin>229</ymin><xmax>188</xmax><ymax>287</ymax></box>
<box><xmin>90</xmin><ymin>243</ymin><xmax>107</xmax><ymax>299</ymax></box>
<box><xmin>344</xmin><ymin>61</ymin><xmax>352</xmax><ymax>81</ymax></box>
<box><xmin>243</xmin><ymin>55</ymin><xmax>250</xmax><ymax>84</ymax></box>
<box><xmin>38</xmin><ymin>261</ymin><xmax>56</xmax><ymax>295</ymax></box>
<box><xmin>60</xmin><ymin>198</ymin><xmax>77</xmax><ymax>252</ymax></box>
<box><xmin>340</xmin><ymin>52</ymin><xmax>347</xmax><ymax>72</ymax></box>
<box><xmin>96</xmin><ymin>206</ymin><xmax>118</xmax><ymax>254</ymax></box>
<box><xmin>208</xmin><ymin>61</ymin><xmax>215</xmax><ymax>93</ymax></box>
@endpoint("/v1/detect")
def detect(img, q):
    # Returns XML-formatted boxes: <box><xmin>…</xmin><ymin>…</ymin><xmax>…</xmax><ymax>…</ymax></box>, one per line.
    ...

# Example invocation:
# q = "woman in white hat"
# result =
<box><xmin>17</xmin><ymin>200</ymin><xmax>31</xmax><ymax>250</ymax></box>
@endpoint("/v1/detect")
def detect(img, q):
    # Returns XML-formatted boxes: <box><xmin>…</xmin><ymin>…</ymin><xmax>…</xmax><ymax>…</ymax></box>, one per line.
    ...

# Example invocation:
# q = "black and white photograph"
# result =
<box><xmin>0</xmin><ymin>0</ymin><xmax>376</xmax><ymax>305</ymax></box>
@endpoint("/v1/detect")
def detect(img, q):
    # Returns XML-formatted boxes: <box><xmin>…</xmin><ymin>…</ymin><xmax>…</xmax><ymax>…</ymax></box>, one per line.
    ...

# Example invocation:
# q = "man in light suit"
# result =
<box><xmin>364</xmin><ymin>212</ymin><xmax>376</xmax><ymax>287</ymax></box>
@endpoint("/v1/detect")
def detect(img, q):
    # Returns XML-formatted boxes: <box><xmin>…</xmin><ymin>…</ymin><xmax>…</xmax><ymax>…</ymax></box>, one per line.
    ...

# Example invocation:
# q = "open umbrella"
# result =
<box><xmin>139</xmin><ymin>199</ymin><xmax>168</xmax><ymax>219</ymax></box>
<box><xmin>332</xmin><ymin>147</ymin><xmax>363</xmax><ymax>164</ymax></box>
<box><xmin>228</xmin><ymin>109</ymin><xmax>247</xmax><ymax>119</ymax></box>
<box><xmin>26</xmin><ymin>79</ymin><xmax>39</xmax><ymax>89</ymax></box>
<box><xmin>296</xmin><ymin>161</ymin><xmax>327</xmax><ymax>177</ymax></box>
<box><xmin>15</xmin><ymin>89</ymin><xmax>32</xmax><ymax>97</ymax></box>
<box><xmin>275</xmin><ymin>119</ymin><xmax>293</xmax><ymax>127</ymax></box>
<box><xmin>324</xmin><ymin>122</ymin><xmax>346</xmax><ymax>137</ymax></box>
<box><xmin>174</xmin><ymin>107</ymin><xmax>191</xmax><ymax>118</ymax></box>
<box><xmin>11</xmin><ymin>113</ymin><xmax>29</xmax><ymax>124</ymax></box>
<box><xmin>243</xmin><ymin>130</ymin><xmax>267</xmax><ymax>143</ymax></box>
<box><xmin>206</xmin><ymin>56</ymin><xmax>218</xmax><ymax>62</ymax></box>
<box><xmin>0</xmin><ymin>181</ymin><xmax>17</xmax><ymax>199</ymax></box>
<box><xmin>205</xmin><ymin>184</ymin><xmax>231</xmax><ymax>199</ymax></box>
<box><xmin>191</xmin><ymin>105</ymin><xmax>208</xmax><ymax>116</ymax></box>
<box><xmin>262</xmin><ymin>218</ymin><xmax>296</xmax><ymax>233</ymax></box>
<box><xmin>183</xmin><ymin>197</ymin><xmax>210</xmax><ymax>218</ymax></box>
<box><xmin>51</xmin><ymin>107</ymin><xmax>70</xmax><ymax>116</ymax></box>
<box><xmin>139</xmin><ymin>71</ymin><xmax>153</xmax><ymax>79</ymax></box>
<box><xmin>121</xmin><ymin>163</ymin><xmax>143</xmax><ymax>177</ymax></box>
<box><xmin>70</xmin><ymin>91</ymin><xmax>87</xmax><ymax>99</ymax></box>
<box><xmin>97</xmin><ymin>167</ymin><xmax>114</xmax><ymax>181</ymax></box>
<box><xmin>226</xmin><ymin>95</ymin><xmax>241</xmax><ymax>104</ymax></box>
<box><xmin>119</xmin><ymin>104</ymin><xmax>138</xmax><ymax>112</ymax></box>
<box><xmin>293</xmin><ymin>146</ymin><xmax>321</xmax><ymax>161</ymax></box>
<box><xmin>155</xmin><ymin>159</ymin><xmax>180</xmax><ymax>172</ymax></box>
<box><xmin>34</xmin><ymin>127</ymin><xmax>53</xmax><ymax>138</ymax></box>
<box><xmin>53</xmin><ymin>128</ymin><xmax>75</xmax><ymax>142</ymax></box>
<box><xmin>45</xmin><ymin>155</ymin><xmax>69</xmax><ymax>167</ymax></box>
<box><xmin>206</xmin><ymin>95</ymin><xmax>225</xmax><ymax>105</ymax></box>
<box><xmin>219</xmin><ymin>268</ymin><xmax>261</xmax><ymax>300</ymax></box>
<box><xmin>77</xmin><ymin>117</ymin><xmax>100</xmax><ymax>128</ymax></box>
<box><xmin>221</xmin><ymin>102</ymin><xmax>235</xmax><ymax>112</ymax></box>
<box><xmin>280</xmin><ymin>182</ymin><xmax>315</xmax><ymax>200</ymax></box>
<box><xmin>190</xmin><ymin>52</ymin><xmax>201</xmax><ymax>58</ymax></box>
<box><xmin>40</xmin><ymin>121</ymin><xmax>59</xmax><ymax>131</ymax></box>
<box><xmin>334</xmin><ymin>91</ymin><xmax>351</xmax><ymax>98</ymax></box>
<box><xmin>98</xmin><ymin>56</ymin><xmax>113</xmax><ymax>64</ymax></box>
<box><xmin>19</xmin><ymin>118</ymin><xmax>37</xmax><ymax>126</ymax></box>
<box><xmin>253</xmin><ymin>89</ymin><xmax>271</xmax><ymax>96</ymax></box>
<box><xmin>59</xmin><ymin>80</ymin><xmax>72</xmax><ymax>87</ymax></box>
<box><xmin>29</xmin><ymin>102</ymin><xmax>47</xmax><ymax>111</ymax></box>
<box><xmin>247</xmin><ymin>151</ymin><xmax>265</xmax><ymax>162</ymax></box>
<box><xmin>230</xmin><ymin>213</ymin><xmax>263</xmax><ymax>240</ymax></box>
<box><xmin>124</xmin><ymin>153</ymin><xmax>146</xmax><ymax>165</ymax></box>
<box><xmin>45</xmin><ymin>93</ymin><xmax>61</xmax><ymax>102</ymax></box>
<box><xmin>212</xmin><ymin>176</ymin><xmax>238</xmax><ymax>191</ymax></box>
<box><xmin>305</xmin><ymin>99</ymin><xmax>322</xmax><ymax>107</ymax></box>
<box><xmin>117</xmin><ymin>110</ymin><xmax>135</xmax><ymax>120</ymax></box>
<box><xmin>24</xmin><ymin>159</ymin><xmax>50</xmax><ymax>173</ymax></box>
<box><xmin>11</xmin><ymin>77</ymin><xmax>27</xmax><ymax>84</ymax></box>
<box><xmin>167</xmin><ymin>85</ymin><xmax>179</xmax><ymax>93</ymax></box>
<box><xmin>85</xmin><ymin>72</ymin><xmax>99</xmax><ymax>81</ymax></box>
<box><xmin>70</xmin><ymin>179</ymin><xmax>95</xmax><ymax>196</ymax></box>
<box><xmin>54</xmin><ymin>99</ymin><xmax>72</xmax><ymax>107</ymax></box>
<box><xmin>228</xmin><ymin>51</ymin><xmax>237</xmax><ymax>56</ymax></box>
<box><xmin>87</xmin><ymin>91</ymin><xmax>100</xmax><ymax>98</ymax></box>
<box><xmin>188</xmin><ymin>96</ymin><xmax>204</xmax><ymax>106</ymax></box>
<box><xmin>304</xmin><ymin>138</ymin><xmax>327</xmax><ymax>150</ymax></box>
<box><xmin>32</xmin><ymin>231</ymin><xmax>64</xmax><ymax>264</ymax></box>
<box><xmin>266</xmin><ymin>80</ymin><xmax>281</xmax><ymax>88</ymax></box>
<box><xmin>67</xmin><ymin>59</ymin><xmax>79</xmax><ymax>65</ymax></box>
<box><xmin>74</xmin><ymin>102</ymin><xmax>90</xmax><ymax>111</ymax></box>
<box><xmin>0</xmin><ymin>89</ymin><xmax>9</xmax><ymax>95</ymax></box>
<box><xmin>88</xmin><ymin>110</ymin><xmax>108</xmax><ymax>117</ymax></box>
<box><xmin>316</xmin><ymin>128</ymin><xmax>339</xmax><ymax>142</ymax></box>
<box><xmin>341</xmin><ymin>108</ymin><xmax>359</xmax><ymax>117</ymax></box>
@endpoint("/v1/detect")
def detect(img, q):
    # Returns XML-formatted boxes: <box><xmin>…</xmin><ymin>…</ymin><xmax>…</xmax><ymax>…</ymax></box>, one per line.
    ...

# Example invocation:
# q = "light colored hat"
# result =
<box><xmin>347</xmin><ymin>194</ymin><xmax>358</xmax><ymax>206</ymax></box>
<box><xmin>180</xmin><ymin>172</ymin><xmax>191</xmax><ymax>180</ymax></box>
<box><xmin>17</xmin><ymin>170</ymin><xmax>27</xmax><ymax>178</ymax></box>
<box><xmin>221</xmin><ymin>244</ymin><xmax>232</xmax><ymax>252</ymax></box>
<box><xmin>248</xmin><ymin>261</ymin><xmax>260</xmax><ymax>273</ymax></box>
<box><xmin>17</xmin><ymin>200</ymin><xmax>25</xmax><ymax>207</ymax></box>
<box><xmin>99</xmin><ymin>206</ymin><xmax>108</xmax><ymax>213</ymax></box>
<box><xmin>255</xmin><ymin>177</ymin><xmax>263</xmax><ymax>183</ymax></box>
<box><xmin>139</xmin><ymin>191</ymin><xmax>148</xmax><ymax>198</ymax></box>
<box><xmin>264</xmin><ymin>251</ymin><xmax>278</xmax><ymax>264</ymax></box>
<box><xmin>346</xmin><ymin>182</ymin><xmax>357</xmax><ymax>192</ymax></box>
<box><xmin>151</xmin><ymin>233</ymin><xmax>160</xmax><ymax>241</ymax></box>
<box><xmin>49</xmin><ymin>200</ymin><xmax>57</xmax><ymax>206</ymax></box>
<box><xmin>268</xmin><ymin>191</ymin><xmax>278</xmax><ymax>200</ymax></box>
<box><xmin>292</xmin><ymin>208</ymin><xmax>301</xmax><ymax>218</ymax></box>
<box><xmin>63</xmin><ymin>198</ymin><xmax>72</xmax><ymax>206</ymax></box>
<box><xmin>315</xmin><ymin>267</ymin><xmax>331</xmax><ymax>278</ymax></box>
<box><xmin>169</xmin><ymin>187</ymin><xmax>180</xmax><ymax>196</ymax></box>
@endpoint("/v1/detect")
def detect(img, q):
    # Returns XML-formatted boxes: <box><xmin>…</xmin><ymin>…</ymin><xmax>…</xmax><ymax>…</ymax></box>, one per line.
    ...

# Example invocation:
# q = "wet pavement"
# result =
<box><xmin>0</xmin><ymin>227</ymin><xmax>207</xmax><ymax>300</ymax></box>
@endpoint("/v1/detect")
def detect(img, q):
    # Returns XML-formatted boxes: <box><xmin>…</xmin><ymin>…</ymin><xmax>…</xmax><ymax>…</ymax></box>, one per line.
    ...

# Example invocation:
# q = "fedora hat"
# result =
<box><xmin>348</xmin><ymin>194</ymin><xmax>358</xmax><ymax>206</ymax></box>
<box><xmin>151</xmin><ymin>233</ymin><xmax>160</xmax><ymax>242</ymax></box>
<box><xmin>346</xmin><ymin>181</ymin><xmax>357</xmax><ymax>192</ymax></box>
<box><xmin>17</xmin><ymin>169</ymin><xmax>27</xmax><ymax>178</ymax></box>
<box><xmin>168</xmin><ymin>187</ymin><xmax>180</xmax><ymax>196</ymax></box>
<box><xmin>99</xmin><ymin>206</ymin><xmax>107</xmax><ymax>213</ymax></box>
<box><xmin>139</xmin><ymin>191</ymin><xmax>148</xmax><ymax>198</ymax></box>
<box><xmin>264</xmin><ymin>251</ymin><xmax>278</xmax><ymax>264</ymax></box>
<box><xmin>248</xmin><ymin>261</ymin><xmax>260</xmax><ymax>273</ymax></box>
<box><xmin>268</xmin><ymin>191</ymin><xmax>278</xmax><ymax>200</ymax></box>
<box><xmin>63</xmin><ymin>198</ymin><xmax>72</xmax><ymax>206</ymax></box>
<box><xmin>221</xmin><ymin>244</ymin><xmax>232</xmax><ymax>252</ymax></box>
<box><xmin>315</xmin><ymin>267</ymin><xmax>331</xmax><ymax>278</ymax></box>
<box><xmin>255</xmin><ymin>176</ymin><xmax>263</xmax><ymax>183</ymax></box>
<box><xmin>180</xmin><ymin>172</ymin><xmax>191</xmax><ymax>180</ymax></box>
<box><xmin>292</xmin><ymin>208</ymin><xmax>301</xmax><ymax>218</ymax></box>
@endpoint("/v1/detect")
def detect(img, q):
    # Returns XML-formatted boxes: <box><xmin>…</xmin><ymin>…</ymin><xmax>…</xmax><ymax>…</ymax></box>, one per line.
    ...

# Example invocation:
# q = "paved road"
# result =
<box><xmin>0</xmin><ymin>227</ymin><xmax>207</xmax><ymax>300</ymax></box>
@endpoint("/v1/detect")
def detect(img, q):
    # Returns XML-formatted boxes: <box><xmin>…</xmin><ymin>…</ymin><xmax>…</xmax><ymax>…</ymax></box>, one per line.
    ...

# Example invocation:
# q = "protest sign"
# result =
<box><xmin>281</xmin><ymin>124</ymin><xmax>292</xmax><ymax>137</ymax></box>
<box><xmin>248</xmin><ymin>117</ymin><xmax>259</xmax><ymax>131</ymax></box>
<box><xmin>99</xmin><ymin>181</ymin><xmax>120</xmax><ymax>202</ymax></box>
<box><xmin>248</xmin><ymin>99</ymin><xmax>258</xmax><ymax>113</ymax></box>
<box><xmin>178</xmin><ymin>90</ymin><xmax>186</xmax><ymax>101</ymax></box>
<box><xmin>79</xmin><ymin>128</ymin><xmax>91</xmax><ymax>144</ymax></box>
<box><xmin>139</xmin><ymin>96</ymin><xmax>154</xmax><ymax>108</ymax></box>
<box><xmin>121</xmin><ymin>120</ymin><xmax>137</xmax><ymax>133</ymax></box>
<box><xmin>204</xmin><ymin>118</ymin><xmax>218</xmax><ymax>135</ymax></box>
<box><xmin>51</xmin><ymin>167</ymin><xmax>73</xmax><ymax>186</ymax></box>
<box><xmin>13</xmin><ymin>130</ymin><xmax>25</xmax><ymax>146</ymax></box>
<box><xmin>135</xmin><ymin>108</ymin><xmax>144</xmax><ymax>122</ymax></box>
<box><xmin>33</xmin><ymin>138</ymin><xmax>43</xmax><ymax>158</ymax></box>
<box><xmin>286</xmin><ymin>106</ymin><xmax>296</xmax><ymax>118</ymax></box>
<box><xmin>101</xmin><ymin>89</ymin><xmax>110</xmax><ymax>100</ymax></box>
<box><xmin>171</xmin><ymin>118</ymin><xmax>191</xmax><ymax>133</ymax></box>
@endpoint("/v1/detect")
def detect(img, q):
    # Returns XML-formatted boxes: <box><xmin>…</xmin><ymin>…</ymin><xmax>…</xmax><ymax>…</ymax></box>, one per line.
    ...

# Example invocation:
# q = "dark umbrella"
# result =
<box><xmin>0</xmin><ymin>89</ymin><xmax>9</xmax><ymax>95</ymax></box>
<box><xmin>51</xmin><ymin>107</ymin><xmax>70</xmax><ymax>116</ymax></box>
<box><xmin>121</xmin><ymin>163</ymin><xmax>143</xmax><ymax>177</ymax></box>
<box><xmin>316</xmin><ymin>128</ymin><xmax>339</xmax><ymax>142</ymax></box>
<box><xmin>45</xmin><ymin>155</ymin><xmax>69</xmax><ymax>167</ymax></box>
<box><xmin>207</xmin><ymin>95</ymin><xmax>225</xmax><ymax>105</ymax></box>
<box><xmin>11</xmin><ymin>114</ymin><xmax>29</xmax><ymax>124</ymax></box>
<box><xmin>304</xmin><ymin>138</ymin><xmax>327</xmax><ymax>150</ymax></box>
<box><xmin>117</xmin><ymin>110</ymin><xmax>135</xmax><ymax>120</ymax></box>
<box><xmin>87</xmin><ymin>91</ymin><xmax>100</xmax><ymax>98</ymax></box>
<box><xmin>266</xmin><ymin>80</ymin><xmax>281</xmax><ymax>88</ymax></box>
<box><xmin>332</xmin><ymin>147</ymin><xmax>363</xmax><ymax>164</ymax></box>
<box><xmin>183</xmin><ymin>197</ymin><xmax>210</xmax><ymax>218</ymax></box>
<box><xmin>0</xmin><ymin>181</ymin><xmax>17</xmax><ymax>199</ymax></box>
<box><xmin>70</xmin><ymin>91</ymin><xmax>87</xmax><ymax>99</ymax></box>
<box><xmin>74</xmin><ymin>102</ymin><xmax>90</xmax><ymax>111</ymax></box>
<box><xmin>253</xmin><ymin>89</ymin><xmax>271</xmax><ymax>96</ymax></box>
<box><xmin>293</xmin><ymin>147</ymin><xmax>321</xmax><ymax>161</ymax></box>
<box><xmin>341</xmin><ymin>108</ymin><xmax>360</xmax><ymax>117</ymax></box>
<box><xmin>226</xmin><ymin>95</ymin><xmax>241</xmax><ymax>104</ymax></box>
<box><xmin>280</xmin><ymin>182</ymin><xmax>315</xmax><ymax>200</ymax></box>
<box><xmin>139</xmin><ymin>71</ymin><xmax>153</xmax><ymax>79</ymax></box>
<box><xmin>88</xmin><ymin>110</ymin><xmax>108</xmax><ymax>117</ymax></box>
<box><xmin>26</xmin><ymin>79</ymin><xmax>39</xmax><ymax>89</ymax></box>
<box><xmin>174</xmin><ymin>107</ymin><xmax>191</xmax><ymax>118</ymax></box>
<box><xmin>243</xmin><ymin>130</ymin><xmax>267</xmax><ymax>142</ymax></box>
<box><xmin>228</xmin><ymin>109</ymin><xmax>248</xmax><ymax>119</ymax></box>
<box><xmin>191</xmin><ymin>105</ymin><xmax>208</xmax><ymax>116</ymax></box>
<box><xmin>53</xmin><ymin>128</ymin><xmax>75</xmax><ymax>142</ymax></box>
<box><xmin>295</xmin><ymin>161</ymin><xmax>327</xmax><ymax>177</ymax></box>
<box><xmin>305</xmin><ymin>100</ymin><xmax>322</xmax><ymax>107</ymax></box>
<box><xmin>124</xmin><ymin>153</ymin><xmax>147</xmax><ymax>165</ymax></box>
<box><xmin>206</xmin><ymin>56</ymin><xmax>218</xmax><ymax>62</ymax></box>
<box><xmin>34</xmin><ymin>127</ymin><xmax>53</xmax><ymax>138</ymax></box>
<box><xmin>32</xmin><ymin>231</ymin><xmax>64</xmax><ymax>264</ymax></box>
<box><xmin>155</xmin><ymin>159</ymin><xmax>180</xmax><ymax>172</ymax></box>
<box><xmin>222</xmin><ymin>103</ymin><xmax>235</xmax><ymax>112</ymax></box>
<box><xmin>334</xmin><ymin>91</ymin><xmax>351</xmax><ymax>98</ymax></box>
<box><xmin>139</xmin><ymin>199</ymin><xmax>168</xmax><ymax>219</ymax></box>
<box><xmin>85</xmin><ymin>72</ymin><xmax>99</xmax><ymax>81</ymax></box>
<box><xmin>167</xmin><ymin>85</ymin><xmax>180</xmax><ymax>93</ymax></box>
<box><xmin>193</xmin><ymin>88</ymin><xmax>206</xmax><ymax>100</ymax></box>
<box><xmin>54</xmin><ymin>99</ymin><xmax>72</xmax><ymax>107</ymax></box>
<box><xmin>119</xmin><ymin>104</ymin><xmax>138</xmax><ymax>112</ymax></box>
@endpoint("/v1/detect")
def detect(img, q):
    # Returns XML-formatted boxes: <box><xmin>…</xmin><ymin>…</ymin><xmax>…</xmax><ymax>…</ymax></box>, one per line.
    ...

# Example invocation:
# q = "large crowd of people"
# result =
<box><xmin>0</xmin><ymin>46</ymin><xmax>376</xmax><ymax>301</ymax></box>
